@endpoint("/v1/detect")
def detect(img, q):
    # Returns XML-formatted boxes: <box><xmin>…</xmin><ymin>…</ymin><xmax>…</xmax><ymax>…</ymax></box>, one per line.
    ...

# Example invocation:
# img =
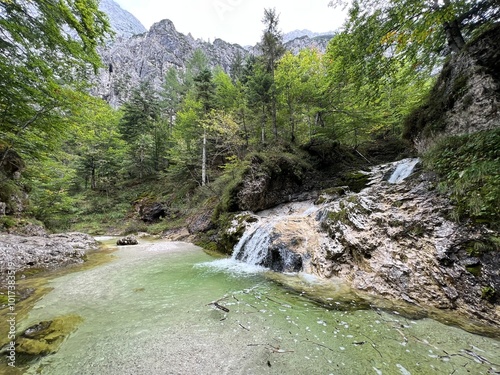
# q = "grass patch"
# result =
<box><xmin>423</xmin><ymin>129</ymin><xmax>500</xmax><ymax>229</ymax></box>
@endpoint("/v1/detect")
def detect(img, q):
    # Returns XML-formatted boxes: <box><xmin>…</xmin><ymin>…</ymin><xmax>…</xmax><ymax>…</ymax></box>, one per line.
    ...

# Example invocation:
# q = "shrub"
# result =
<box><xmin>423</xmin><ymin>129</ymin><xmax>500</xmax><ymax>228</ymax></box>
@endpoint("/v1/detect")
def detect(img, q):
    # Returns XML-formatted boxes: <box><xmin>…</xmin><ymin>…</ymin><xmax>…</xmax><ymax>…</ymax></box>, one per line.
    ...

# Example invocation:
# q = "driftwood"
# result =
<box><xmin>207</xmin><ymin>296</ymin><xmax>230</xmax><ymax>313</ymax></box>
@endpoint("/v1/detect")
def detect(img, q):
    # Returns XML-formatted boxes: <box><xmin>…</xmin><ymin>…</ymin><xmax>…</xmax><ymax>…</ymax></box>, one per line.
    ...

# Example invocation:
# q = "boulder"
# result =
<box><xmin>116</xmin><ymin>235</ymin><xmax>138</xmax><ymax>246</ymax></box>
<box><xmin>140</xmin><ymin>202</ymin><xmax>167</xmax><ymax>223</ymax></box>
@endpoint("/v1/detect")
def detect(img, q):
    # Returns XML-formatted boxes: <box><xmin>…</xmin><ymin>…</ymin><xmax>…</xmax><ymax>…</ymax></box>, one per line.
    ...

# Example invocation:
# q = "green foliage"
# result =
<box><xmin>0</xmin><ymin>216</ymin><xmax>16</xmax><ymax>231</ymax></box>
<box><xmin>25</xmin><ymin>154</ymin><xmax>78</xmax><ymax>230</ymax></box>
<box><xmin>0</xmin><ymin>0</ymin><xmax>110</xmax><ymax>168</ymax></box>
<box><xmin>68</xmin><ymin>96</ymin><xmax>125</xmax><ymax>191</ymax></box>
<box><xmin>258</xmin><ymin>8</ymin><xmax>286</xmax><ymax>73</ymax></box>
<box><xmin>162</xmin><ymin>67</ymin><xmax>187</xmax><ymax>128</ymax></box>
<box><xmin>423</xmin><ymin>129</ymin><xmax>500</xmax><ymax>228</ymax></box>
<box><xmin>465</xmin><ymin>237</ymin><xmax>500</xmax><ymax>257</ymax></box>
<box><xmin>330</xmin><ymin>0</ymin><xmax>500</xmax><ymax>76</ymax></box>
<box><xmin>119</xmin><ymin>82</ymin><xmax>169</xmax><ymax>177</ymax></box>
<box><xmin>213</xmin><ymin>68</ymin><xmax>238</xmax><ymax>110</ymax></box>
<box><xmin>213</xmin><ymin>158</ymin><xmax>250</xmax><ymax>216</ymax></box>
<box><xmin>275</xmin><ymin>49</ymin><xmax>326</xmax><ymax>143</ymax></box>
<box><xmin>324</xmin><ymin>31</ymin><xmax>432</xmax><ymax>145</ymax></box>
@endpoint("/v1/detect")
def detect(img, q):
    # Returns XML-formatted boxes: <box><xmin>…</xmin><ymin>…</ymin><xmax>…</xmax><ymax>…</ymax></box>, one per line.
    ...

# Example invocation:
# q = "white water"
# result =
<box><xmin>232</xmin><ymin>221</ymin><xmax>275</xmax><ymax>265</ymax></box>
<box><xmin>387</xmin><ymin>158</ymin><xmax>420</xmax><ymax>184</ymax></box>
<box><xmin>230</xmin><ymin>201</ymin><xmax>320</xmax><ymax>270</ymax></box>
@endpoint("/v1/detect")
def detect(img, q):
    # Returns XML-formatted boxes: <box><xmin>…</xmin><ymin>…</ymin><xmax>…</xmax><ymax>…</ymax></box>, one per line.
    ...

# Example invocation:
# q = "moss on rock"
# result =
<box><xmin>15</xmin><ymin>314</ymin><xmax>84</xmax><ymax>359</ymax></box>
<box><xmin>340</xmin><ymin>171</ymin><xmax>370</xmax><ymax>193</ymax></box>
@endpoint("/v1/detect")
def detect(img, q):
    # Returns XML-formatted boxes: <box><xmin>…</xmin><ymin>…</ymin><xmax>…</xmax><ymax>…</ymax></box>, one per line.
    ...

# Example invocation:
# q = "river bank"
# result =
<box><xmin>0</xmin><ymin>231</ymin><xmax>99</xmax><ymax>285</ymax></box>
<box><xmin>220</xmin><ymin>158</ymin><xmax>500</xmax><ymax>330</ymax></box>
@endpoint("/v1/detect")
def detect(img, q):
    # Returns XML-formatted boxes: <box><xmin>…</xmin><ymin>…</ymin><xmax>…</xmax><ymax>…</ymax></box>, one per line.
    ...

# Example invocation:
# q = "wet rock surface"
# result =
<box><xmin>5</xmin><ymin>315</ymin><xmax>84</xmax><ymax>358</ymax></box>
<box><xmin>228</xmin><ymin>159</ymin><xmax>500</xmax><ymax>327</ymax></box>
<box><xmin>0</xmin><ymin>232</ymin><xmax>98</xmax><ymax>282</ymax></box>
<box><xmin>116</xmin><ymin>235</ymin><xmax>138</xmax><ymax>246</ymax></box>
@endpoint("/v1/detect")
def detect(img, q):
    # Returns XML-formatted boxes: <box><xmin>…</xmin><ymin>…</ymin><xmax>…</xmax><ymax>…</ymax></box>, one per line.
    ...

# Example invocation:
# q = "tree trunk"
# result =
<box><xmin>443</xmin><ymin>19</ymin><xmax>465</xmax><ymax>53</ymax></box>
<box><xmin>201</xmin><ymin>128</ymin><xmax>207</xmax><ymax>186</ymax></box>
<box><xmin>289</xmin><ymin>101</ymin><xmax>295</xmax><ymax>143</ymax></box>
<box><xmin>261</xmin><ymin>104</ymin><xmax>266</xmax><ymax>144</ymax></box>
<box><xmin>241</xmin><ymin>108</ymin><xmax>249</xmax><ymax>148</ymax></box>
<box><xmin>91</xmin><ymin>164</ymin><xmax>96</xmax><ymax>190</ymax></box>
<box><xmin>272</xmin><ymin>98</ymin><xmax>278</xmax><ymax>139</ymax></box>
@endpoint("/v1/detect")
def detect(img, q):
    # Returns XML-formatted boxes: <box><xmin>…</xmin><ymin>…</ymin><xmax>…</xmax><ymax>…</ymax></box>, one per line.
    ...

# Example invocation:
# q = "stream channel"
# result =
<box><xmin>7</xmin><ymin>238</ymin><xmax>500</xmax><ymax>374</ymax></box>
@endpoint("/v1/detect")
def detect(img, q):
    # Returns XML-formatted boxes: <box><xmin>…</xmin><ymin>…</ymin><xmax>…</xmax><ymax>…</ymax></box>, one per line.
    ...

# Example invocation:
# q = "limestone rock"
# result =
<box><xmin>0</xmin><ymin>232</ymin><xmax>99</xmax><ymax>282</ymax></box>
<box><xmin>99</xmin><ymin>0</ymin><xmax>147</xmax><ymax>38</ymax></box>
<box><xmin>406</xmin><ymin>24</ymin><xmax>500</xmax><ymax>149</ymax></box>
<box><xmin>229</xmin><ymin>158</ymin><xmax>499</xmax><ymax>327</ymax></box>
<box><xmin>135</xmin><ymin>200</ymin><xmax>167</xmax><ymax>223</ymax></box>
<box><xmin>234</xmin><ymin>155</ymin><xmax>312</xmax><ymax>212</ymax></box>
<box><xmin>116</xmin><ymin>235</ymin><xmax>138</xmax><ymax>246</ymax></box>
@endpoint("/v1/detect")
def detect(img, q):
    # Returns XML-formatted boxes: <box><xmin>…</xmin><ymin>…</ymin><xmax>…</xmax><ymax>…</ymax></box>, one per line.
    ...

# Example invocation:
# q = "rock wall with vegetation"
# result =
<box><xmin>404</xmin><ymin>24</ymin><xmax>500</xmax><ymax>147</ymax></box>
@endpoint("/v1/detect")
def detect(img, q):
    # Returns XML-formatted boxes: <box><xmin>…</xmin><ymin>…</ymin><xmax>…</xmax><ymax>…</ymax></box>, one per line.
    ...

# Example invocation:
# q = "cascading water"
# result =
<box><xmin>232</xmin><ymin>221</ymin><xmax>274</xmax><ymax>265</ymax></box>
<box><xmin>387</xmin><ymin>158</ymin><xmax>420</xmax><ymax>184</ymax></box>
<box><xmin>229</xmin><ymin>157</ymin><xmax>424</xmax><ymax>272</ymax></box>
<box><xmin>229</xmin><ymin>202</ymin><xmax>323</xmax><ymax>272</ymax></box>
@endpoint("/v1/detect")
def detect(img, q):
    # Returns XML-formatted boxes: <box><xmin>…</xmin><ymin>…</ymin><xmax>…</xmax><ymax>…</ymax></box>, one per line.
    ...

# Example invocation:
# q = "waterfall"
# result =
<box><xmin>231</xmin><ymin>217</ymin><xmax>303</xmax><ymax>272</ymax></box>
<box><xmin>231</xmin><ymin>158</ymin><xmax>422</xmax><ymax>272</ymax></box>
<box><xmin>387</xmin><ymin>158</ymin><xmax>420</xmax><ymax>184</ymax></box>
<box><xmin>232</xmin><ymin>221</ymin><xmax>274</xmax><ymax>265</ymax></box>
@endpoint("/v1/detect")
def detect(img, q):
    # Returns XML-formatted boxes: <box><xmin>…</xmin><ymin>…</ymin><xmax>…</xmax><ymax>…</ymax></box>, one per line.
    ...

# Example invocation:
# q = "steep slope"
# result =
<box><xmin>93</xmin><ymin>19</ymin><xmax>248</xmax><ymax>107</ymax></box>
<box><xmin>404</xmin><ymin>24</ymin><xmax>500</xmax><ymax>148</ymax></box>
<box><xmin>100</xmin><ymin>0</ymin><xmax>147</xmax><ymax>38</ymax></box>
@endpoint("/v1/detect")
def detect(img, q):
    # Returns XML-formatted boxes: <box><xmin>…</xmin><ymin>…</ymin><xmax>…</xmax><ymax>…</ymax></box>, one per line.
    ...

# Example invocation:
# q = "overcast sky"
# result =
<box><xmin>114</xmin><ymin>0</ymin><xmax>347</xmax><ymax>46</ymax></box>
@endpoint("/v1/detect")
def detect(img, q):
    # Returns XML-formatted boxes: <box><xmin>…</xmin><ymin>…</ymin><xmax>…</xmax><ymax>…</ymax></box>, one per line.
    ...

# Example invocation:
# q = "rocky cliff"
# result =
<box><xmin>93</xmin><ymin>19</ymin><xmax>249</xmax><ymax>107</ymax></box>
<box><xmin>404</xmin><ymin>24</ymin><xmax>500</xmax><ymax>149</ymax></box>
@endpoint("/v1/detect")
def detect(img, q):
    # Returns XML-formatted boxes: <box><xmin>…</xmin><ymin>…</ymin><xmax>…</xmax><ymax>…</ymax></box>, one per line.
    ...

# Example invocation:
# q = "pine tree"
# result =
<box><xmin>258</xmin><ymin>8</ymin><xmax>285</xmax><ymax>140</ymax></box>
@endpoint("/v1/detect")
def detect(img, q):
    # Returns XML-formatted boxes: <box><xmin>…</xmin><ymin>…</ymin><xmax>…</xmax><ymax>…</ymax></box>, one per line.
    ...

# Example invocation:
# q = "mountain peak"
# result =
<box><xmin>283</xmin><ymin>29</ymin><xmax>335</xmax><ymax>43</ymax></box>
<box><xmin>150</xmin><ymin>18</ymin><xmax>177</xmax><ymax>31</ymax></box>
<box><xmin>99</xmin><ymin>0</ymin><xmax>146</xmax><ymax>38</ymax></box>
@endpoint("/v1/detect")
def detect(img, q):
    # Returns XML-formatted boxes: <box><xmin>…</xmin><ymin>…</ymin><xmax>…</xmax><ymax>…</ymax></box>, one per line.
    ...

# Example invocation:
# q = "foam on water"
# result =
<box><xmin>196</xmin><ymin>258</ymin><xmax>267</xmax><ymax>275</ymax></box>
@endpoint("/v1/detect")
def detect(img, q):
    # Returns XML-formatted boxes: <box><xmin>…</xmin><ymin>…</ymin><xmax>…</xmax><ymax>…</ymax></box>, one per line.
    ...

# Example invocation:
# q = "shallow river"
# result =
<box><xmin>14</xmin><ymin>240</ymin><xmax>500</xmax><ymax>374</ymax></box>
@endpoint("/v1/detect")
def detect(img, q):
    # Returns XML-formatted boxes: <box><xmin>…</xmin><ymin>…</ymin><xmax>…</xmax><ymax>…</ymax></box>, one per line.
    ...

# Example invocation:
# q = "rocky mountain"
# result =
<box><xmin>93</xmin><ymin>2</ymin><xmax>336</xmax><ymax>107</ymax></box>
<box><xmin>283</xmin><ymin>29</ymin><xmax>335</xmax><ymax>43</ymax></box>
<box><xmin>284</xmin><ymin>34</ymin><xmax>334</xmax><ymax>55</ymax></box>
<box><xmin>93</xmin><ymin>19</ymin><xmax>249</xmax><ymax>107</ymax></box>
<box><xmin>99</xmin><ymin>0</ymin><xmax>147</xmax><ymax>38</ymax></box>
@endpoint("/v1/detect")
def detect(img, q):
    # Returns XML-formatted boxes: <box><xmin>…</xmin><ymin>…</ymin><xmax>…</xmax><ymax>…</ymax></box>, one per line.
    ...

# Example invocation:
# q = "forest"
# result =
<box><xmin>0</xmin><ymin>0</ymin><xmax>499</xmax><ymax>237</ymax></box>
